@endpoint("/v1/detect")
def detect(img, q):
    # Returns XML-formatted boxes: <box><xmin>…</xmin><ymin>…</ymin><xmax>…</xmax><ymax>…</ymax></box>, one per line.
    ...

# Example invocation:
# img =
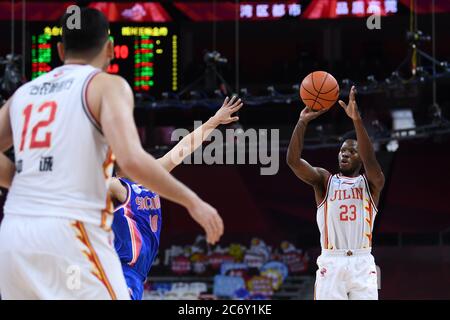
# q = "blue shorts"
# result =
<box><xmin>122</xmin><ymin>264</ymin><xmax>145</xmax><ymax>300</ymax></box>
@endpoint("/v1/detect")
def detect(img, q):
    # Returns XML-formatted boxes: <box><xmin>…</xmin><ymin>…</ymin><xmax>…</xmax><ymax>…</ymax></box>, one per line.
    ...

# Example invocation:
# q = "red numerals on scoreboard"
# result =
<box><xmin>19</xmin><ymin>101</ymin><xmax>57</xmax><ymax>151</ymax></box>
<box><xmin>339</xmin><ymin>204</ymin><xmax>357</xmax><ymax>221</ymax></box>
<box><xmin>108</xmin><ymin>45</ymin><xmax>129</xmax><ymax>74</ymax></box>
<box><xmin>114</xmin><ymin>45</ymin><xmax>129</xmax><ymax>59</ymax></box>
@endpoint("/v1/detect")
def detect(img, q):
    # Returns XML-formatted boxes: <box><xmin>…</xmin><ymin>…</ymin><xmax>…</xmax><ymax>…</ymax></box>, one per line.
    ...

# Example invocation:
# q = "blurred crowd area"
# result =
<box><xmin>143</xmin><ymin>236</ymin><xmax>312</xmax><ymax>300</ymax></box>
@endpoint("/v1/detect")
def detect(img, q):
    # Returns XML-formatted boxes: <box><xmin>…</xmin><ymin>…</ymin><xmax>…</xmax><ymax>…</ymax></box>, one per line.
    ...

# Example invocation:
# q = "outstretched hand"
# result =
<box><xmin>187</xmin><ymin>199</ymin><xmax>224</xmax><ymax>245</ymax></box>
<box><xmin>338</xmin><ymin>86</ymin><xmax>361</xmax><ymax>121</ymax></box>
<box><xmin>299</xmin><ymin>106</ymin><xmax>328</xmax><ymax>124</ymax></box>
<box><xmin>210</xmin><ymin>96</ymin><xmax>243</xmax><ymax>125</ymax></box>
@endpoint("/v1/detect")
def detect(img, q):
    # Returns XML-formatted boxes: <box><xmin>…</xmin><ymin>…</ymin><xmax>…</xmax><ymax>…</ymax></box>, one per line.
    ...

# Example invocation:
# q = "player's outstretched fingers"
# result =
<box><xmin>218</xmin><ymin>218</ymin><xmax>224</xmax><ymax>240</ymax></box>
<box><xmin>209</xmin><ymin>213</ymin><xmax>223</xmax><ymax>244</ymax></box>
<box><xmin>230</xmin><ymin>102</ymin><xmax>243</xmax><ymax>112</ymax></box>
<box><xmin>216</xmin><ymin>215</ymin><xmax>224</xmax><ymax>241</ymax></box>
<box><xmin>217</xmin><ymin>212</ymin><xmax>224</xmax><ymax>235</ymax></box>
<box><xmin>214</xmin><ymin>216</ymin><xmax>222</xmax><ymax>238</ymax></box>
<box><xmin>228</xmin><ymin>95</ymin><xmax>237</xmax><ymax>106</ymax></box>
<box><xmin>205</xmin><ymin>227</ymin><xmax>214</xmax><ymax>245</ymax></box>
<box><xmin>208</xmin><ymin>220</ymin><xmax>219</xmax><ymax>244</ymax></box>
<box><xmin>338</xmin><ymin>100</ymin><xmax>347</xmax><ymax>109</ymax></box>
<box><xmin>209</xmin><ymin>224</ymin><xmax>218</xmax><ymax>244</ymax></box>
<box><xmin>230</xmin><ymin>98</ymin><xmax>242</xmax><ymax>109</ymax></box>
<box><xmin>209</xmin><ymin>221</ymin><xmax>220</xmax><ymax>244</ymax></box>
<box><xmin>350</xmin><ymin>86</ymin><xmax>356</xmax><ymax>99</ymax></box>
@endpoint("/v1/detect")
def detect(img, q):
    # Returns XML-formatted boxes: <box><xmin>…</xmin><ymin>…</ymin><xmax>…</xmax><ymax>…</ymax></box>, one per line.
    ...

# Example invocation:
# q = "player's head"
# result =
<box><xmin>57</xmin><ymin>7</ymin><xmax>113</xmax><ymax>70</ymax></box>
<box><xmin>338</xmin><ymin>139</ymin><xmax>362</xmax><ymax>176</ymax></box>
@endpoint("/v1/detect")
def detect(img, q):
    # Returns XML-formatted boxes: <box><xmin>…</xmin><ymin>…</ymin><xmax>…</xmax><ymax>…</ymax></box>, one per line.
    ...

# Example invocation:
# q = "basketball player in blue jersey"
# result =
<box><xmin>109</xmin><ymin>96</ymin><xmax>243</xmax><ymax>300</ymax></box>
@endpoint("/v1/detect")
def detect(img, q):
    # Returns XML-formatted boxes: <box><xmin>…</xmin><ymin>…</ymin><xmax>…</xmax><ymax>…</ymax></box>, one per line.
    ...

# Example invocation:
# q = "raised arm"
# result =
<box><xmin>338</xmin><ymin>86</ymin><xmax>385</xmax><ymax>202</ymax></box>
<box><xmin>287</xmin><ymin>107</ymin><xmax>330</xmax><ymax>205</ymax></box>
<box><xmin>158</xmin><ymin>96</ymin><xmax>243</xmax><ymax>172</ymax></box>
<box><xmin>89</xmin><ymin>73</ymin><xmax>223</xmax><ymax>244</ymax></box>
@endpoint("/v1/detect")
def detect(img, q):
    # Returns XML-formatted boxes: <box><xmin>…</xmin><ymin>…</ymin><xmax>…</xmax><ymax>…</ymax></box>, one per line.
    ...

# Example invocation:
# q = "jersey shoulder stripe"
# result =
<box><xmin>81</xmin><ymin>70</ymin><xmax>102</xmax><ymax>134</ymax></box>
<box><xmin>362</xmin><ymin>174</ymin><xmax>378</xmax><ymax>212</ymax></box>
<box><xmin>317</xmin><ymin>174</ymin><xmax>333</xmax><ymax>209</ymax></box>
<box><xmin>114</xmin><ymin>178</ymin><xmax>132</xmax><ymax>212</ymax></box>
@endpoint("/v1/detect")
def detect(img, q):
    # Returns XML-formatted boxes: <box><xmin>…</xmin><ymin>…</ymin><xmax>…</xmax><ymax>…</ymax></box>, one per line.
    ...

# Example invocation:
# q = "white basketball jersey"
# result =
<box><xmin>316</xmin><ymin>174</ymin><xmax>378</xmax><ymax>250</ymax></box>
<box><xmin>4</xmin><ymin>64</ymin><xmax>114</xmax><ymax>229</ymax></box>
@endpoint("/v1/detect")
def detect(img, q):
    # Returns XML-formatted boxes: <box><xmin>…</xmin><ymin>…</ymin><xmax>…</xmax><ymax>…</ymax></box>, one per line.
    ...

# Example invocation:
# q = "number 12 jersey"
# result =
<box><xmin>5</xmin><ymin>64</ymin><xmax>114</xmax><ymax>229</ymax></box>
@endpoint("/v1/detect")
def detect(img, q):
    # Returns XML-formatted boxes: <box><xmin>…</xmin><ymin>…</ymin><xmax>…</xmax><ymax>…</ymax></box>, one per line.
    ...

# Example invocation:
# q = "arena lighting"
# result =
<box><xmin>406</xmin><ymin>30</ymin><xmax>431</xmax><ymax>44</ymax></box>
<box><xmin>214</xmin><ymin>89</ymin><xmax>225</xmax><ymax>98</ymax></box>
<box><xmin>2</xmin><ymin>48</ymin><xmax>447</xmax><ymax>113</ymax></box>
<box><xmin>189</xmin><ymin>90</ymin><xmax>207</xmax><ymax>99</ymax></box>
<box><xmin>135</xmin><ymin>92</ymin><xmax>155</xmax><ymax>104</ymax></box>
<box><xmin>386</xmin><ymin>139</ymin><xmax>399</xmax><ymax>152</ymax></box>
<box><xmin>266</xmin><ymin>85</ymin><xmax>276</xmax><ymax>96</ymax></box>
<box><xmin>203</xmin><ymin>51</ymin><xmax>228</xmax><ymax>66</ymax></box>
<box><xmin>341</xmin><ymin>78</ymin><xmax>351</xmax><ymax>85</ymax></box>
<box><xmin>264</xmin><ymin>85</ymin><xmax>295</xmax><ymax>104</ymax></box>
<box><xmin>415</xmin><ymin>66</ymin><xmax>429</xmax><ymax>82</ymax></box>
<box><xmin>429</xmin><ymin>103</ymin><xmax>443</xmax><ymax>123</ymax></box>
<box><xmin>371</xmin><ymin>120</ymin><xmax>389</xmax><ymax>139</ymax></box>
<box><xmin>138</xmin><ymin>68</ymin><xmax>450</xmax><ymax>110</ymax></box>
<box><xmin>391</xmin><ymin>109</ymin><xmax>416</xmax><ymax>138</ymax></box>
<box><xmin>366</xmin><ymin>75</ymin><xmax>378</xmax><ymax>88</ymax></box>
<box><xmin>385</xmin><ymin>71</ymin><xmax>403</xmax><ymax>88</ymax></box>
<box><xmin>441</xmin><ymin>61</ymin><xmax>450</xmax><ymax>72</ymax></box>
<box><xmin>239</xmin><ymin>88</ymin><xmax>250</xmax><ymax>98</ymax></box>
<box><xmin>340</xmin><ymin>78</ymin><xmax>352</xmax><ymax>94</ymax></box>
<box><xmin>161</xmin><ymin>91</ymin><xmax>180</xmax><ymax>100</ymax></box>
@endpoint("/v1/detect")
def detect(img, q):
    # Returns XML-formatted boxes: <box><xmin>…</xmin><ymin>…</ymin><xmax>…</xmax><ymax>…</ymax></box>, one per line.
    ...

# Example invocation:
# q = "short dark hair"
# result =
<box><xmin>341</xmin><ymin>130</ymin><xmax>357</xmax><ymax>141</ymax></box>
<box><xmin>60</xmin><ymin>7</ymin><xmax>109</xmax><ymax>58</ymax></box>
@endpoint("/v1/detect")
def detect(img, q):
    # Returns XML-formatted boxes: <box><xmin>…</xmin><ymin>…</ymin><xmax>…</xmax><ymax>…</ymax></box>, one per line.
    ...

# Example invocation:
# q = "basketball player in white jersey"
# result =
<box><xmin>0</xmin><ymin>8</ymin><xmax>223</xmax><ymax>299</ymax></box>
<box><xmin>287</xmin><ymin>86</ymin><xmax>385</xmax><ymax>300</ymax></box>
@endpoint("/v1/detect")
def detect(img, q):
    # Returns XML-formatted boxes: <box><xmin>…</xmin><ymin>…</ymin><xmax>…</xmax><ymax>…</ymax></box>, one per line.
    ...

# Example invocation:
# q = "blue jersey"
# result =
<box><xmin>111</xmin><ymin>178</ymin><xmax>162</xmax><ymax>300</ymax></box>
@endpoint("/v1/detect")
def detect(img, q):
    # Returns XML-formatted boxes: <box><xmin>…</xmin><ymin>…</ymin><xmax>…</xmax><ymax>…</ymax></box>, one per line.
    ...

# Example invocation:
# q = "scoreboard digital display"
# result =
<box><xmin>30</xmin><ymin>23</ymin><xmax>178</xmax><ymax>95</ymax></box>
<box><xmin>173</xmin><ymin>0</ymin><xmax>399</xmax><ymax>21</ymax></box>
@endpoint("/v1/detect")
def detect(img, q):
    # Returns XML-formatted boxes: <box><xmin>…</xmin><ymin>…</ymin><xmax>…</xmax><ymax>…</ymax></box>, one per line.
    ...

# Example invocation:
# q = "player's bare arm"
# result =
<box><xmin>158</xmin><ymin>95</ymin><xmax>243</xmax><ymax>172</ymax></box>
<box><xmin>0</xmin><ymin>99</ymin><xmax>15</xmax><ymax>188</ymax></box>
<box><xmin>338</xmin><ymin>86</ymin><xmax>385</xmax><ymax>205</ymax></box>
<box><xmin>287</xmin><ymin>107</ymin><xmax>331</xmax><ymax>205</ymax></box>
<box><xmin>108</xmin><ymin>177</ymin><xmax>128</xmax><ymax>203</ymax></box>
<box><xmin>89</xmin><ymin>72</ymin><xmax>223</xmax><ymax>244</ymax></box>
<box><xmin>0</xmin><ymin>99</ymin><xmax>13</xmax><ymax>152</ymax></box>
<box><xmin>0</xmin><ymin>153</ymin><xmax>14</xmax><ymax>189</ymax></box>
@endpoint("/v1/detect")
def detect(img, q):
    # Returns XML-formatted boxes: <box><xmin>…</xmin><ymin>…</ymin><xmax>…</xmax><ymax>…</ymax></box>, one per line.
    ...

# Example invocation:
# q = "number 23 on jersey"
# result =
<box><xmin>340</xmin><ymin>204</ymin><xmax>357</xmax><ymax>221</ymax></box>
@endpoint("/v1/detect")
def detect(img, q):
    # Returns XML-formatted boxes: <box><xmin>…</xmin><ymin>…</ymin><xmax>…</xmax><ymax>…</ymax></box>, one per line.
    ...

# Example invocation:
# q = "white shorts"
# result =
<box><xmin>0</xmin><ymin>214</ymin><xmax>130</xmax><ymax>300</ymax></box>
<box><xmin>314</xmin><ymin>249</ymin><xmax>378</xmax><ymax>300</ymax></box>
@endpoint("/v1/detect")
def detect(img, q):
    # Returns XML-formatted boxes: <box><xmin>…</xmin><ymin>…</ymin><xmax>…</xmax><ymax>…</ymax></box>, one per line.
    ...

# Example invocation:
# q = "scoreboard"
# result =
<box><xmin>30</xmin><ymin>23</ymin><xmax>178</xmax><ymax>95</ymax></box>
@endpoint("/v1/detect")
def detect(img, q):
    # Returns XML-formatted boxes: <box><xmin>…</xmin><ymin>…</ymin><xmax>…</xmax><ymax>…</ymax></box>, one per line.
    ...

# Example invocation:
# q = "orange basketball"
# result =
<box><xmin>299</xmin><ymin>71</ymin><xmax>340</xmax><ymax>111</ymax></box>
